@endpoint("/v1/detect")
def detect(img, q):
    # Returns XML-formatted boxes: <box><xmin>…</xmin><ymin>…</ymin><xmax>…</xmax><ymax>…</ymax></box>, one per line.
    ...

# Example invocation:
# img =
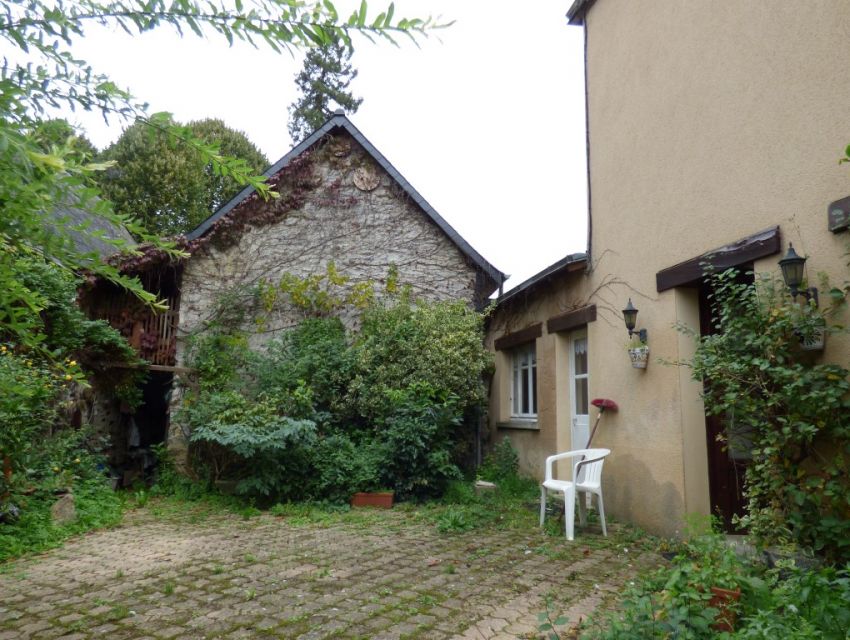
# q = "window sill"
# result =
<box><xmin>497</xmin><ymin>419</ymin><xmax>539</xmax><ymax>431</ymax></box>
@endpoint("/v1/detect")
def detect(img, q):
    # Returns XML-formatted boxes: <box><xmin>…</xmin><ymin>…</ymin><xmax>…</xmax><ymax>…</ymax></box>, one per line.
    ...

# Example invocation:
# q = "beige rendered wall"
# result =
<box><xmin>579</xmin><ymin>0</ymin><xmax>850</xmax><ymax>536</ymax></box>
<box><xmin>486</xmin><ymin>273</ymin><xmax>592</xmax><ymax>480</ymax></box>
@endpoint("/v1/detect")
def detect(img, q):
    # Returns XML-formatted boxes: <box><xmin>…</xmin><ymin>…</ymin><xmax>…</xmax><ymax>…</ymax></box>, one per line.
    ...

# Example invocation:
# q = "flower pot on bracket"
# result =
<box><xmin>709</xmin><ymin>586</ymin><xmax>741</xmax><ymax>632</ymax></box>
<box><xmin>350</xmin><ymin>491</ymin><xmax>394</xmax><ymax>509</ymax></box>
<box><xmin>628</xmin><ymin>345</ymin><xmax>650</xmax><ymax>369</ymax></box>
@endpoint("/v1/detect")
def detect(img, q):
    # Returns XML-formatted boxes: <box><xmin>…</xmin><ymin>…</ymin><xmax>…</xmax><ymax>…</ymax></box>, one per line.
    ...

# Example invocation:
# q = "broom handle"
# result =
<box><xmin>585</xmin><ymin>411</ymin><xmax>603</xmax><ymax>448</ymax></box>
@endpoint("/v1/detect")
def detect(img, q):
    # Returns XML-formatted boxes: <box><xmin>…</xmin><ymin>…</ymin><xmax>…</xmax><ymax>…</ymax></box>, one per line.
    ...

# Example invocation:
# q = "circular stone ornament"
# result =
<box><xmin>353</xmin><ymin>166</ymin><xmax>380</xmax><ymax>191</ymax></box>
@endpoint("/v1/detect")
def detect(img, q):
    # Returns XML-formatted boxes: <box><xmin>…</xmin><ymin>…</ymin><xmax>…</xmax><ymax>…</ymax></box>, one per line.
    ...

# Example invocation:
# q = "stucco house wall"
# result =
<box><xmin>485</xmin><ymin>0</ymin><xmax>850</xmax><ymax>538</ymax></box>
<box><xmin>578</xmin><ymin>0</ymin><xmax>850</xmax><ymax>536</ymax></box>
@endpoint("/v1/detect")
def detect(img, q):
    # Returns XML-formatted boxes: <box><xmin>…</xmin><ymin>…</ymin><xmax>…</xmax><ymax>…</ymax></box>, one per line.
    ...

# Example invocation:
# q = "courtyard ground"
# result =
<box><xmin>0</xmin><ymin>498</ymin><xmax>659</xmax><ymax>639</ymax></box>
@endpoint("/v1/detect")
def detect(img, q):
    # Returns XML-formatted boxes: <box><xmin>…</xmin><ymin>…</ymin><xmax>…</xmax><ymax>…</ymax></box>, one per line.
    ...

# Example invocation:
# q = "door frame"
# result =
<box><xmin>568</xmin><ymin>327</ymin><xmax>589</xmax><ymax>451</ymax></box>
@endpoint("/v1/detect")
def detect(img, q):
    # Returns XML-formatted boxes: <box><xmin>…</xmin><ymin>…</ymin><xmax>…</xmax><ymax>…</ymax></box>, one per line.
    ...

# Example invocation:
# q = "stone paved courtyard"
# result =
<box><xmin>0</xmin><ymin>500</ymin><xmax>659</xmax><ymax>639</ymax></box>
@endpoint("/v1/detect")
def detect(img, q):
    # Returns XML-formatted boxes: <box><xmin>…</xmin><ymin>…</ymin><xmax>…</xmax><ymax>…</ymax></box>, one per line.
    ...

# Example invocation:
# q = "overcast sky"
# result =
<box><xmin>66</xmin><ymin>1</ymin><xmax>588</xmax><ymax>291</ymax></box>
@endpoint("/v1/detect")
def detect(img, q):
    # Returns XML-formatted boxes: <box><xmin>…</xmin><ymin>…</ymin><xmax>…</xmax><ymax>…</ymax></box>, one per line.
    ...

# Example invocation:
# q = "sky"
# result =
<box><xmin>65</xmin><ymin>1</ymin><xmax>588</xmax><ymax>292</ymax></box>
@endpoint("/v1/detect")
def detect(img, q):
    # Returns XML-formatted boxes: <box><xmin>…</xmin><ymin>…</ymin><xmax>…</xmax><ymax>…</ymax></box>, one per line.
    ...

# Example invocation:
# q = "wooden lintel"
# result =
<box><xmin>547</xmin><ymin>304</ymin><xmax>597</xmax><ymax>334</ymax></box>
<box><xmin>147</xmin><ymin>364</ymin><xmax>194</xmax><ymax>374</ymax></box>
<box><xmin>494</xmin><ymin>323</ymin><xmax>543</xmax><ymax>351</ymax></box>
<box><xmin>106</xmin><ymin>362</ymin><xmax>194</xmax><ymax>374</ymax></box>
<box><xmin>656</xmin><ymin>226</ymin><xmax>781</xmax><ymax>292</ymax></box>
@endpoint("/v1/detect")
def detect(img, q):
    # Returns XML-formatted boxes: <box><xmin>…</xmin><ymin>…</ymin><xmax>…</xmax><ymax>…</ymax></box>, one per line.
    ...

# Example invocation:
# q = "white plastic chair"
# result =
<box><xmin>539</xmin><ymin>448</ymin><xmax>610</xmax><ymax>541</ymax></box>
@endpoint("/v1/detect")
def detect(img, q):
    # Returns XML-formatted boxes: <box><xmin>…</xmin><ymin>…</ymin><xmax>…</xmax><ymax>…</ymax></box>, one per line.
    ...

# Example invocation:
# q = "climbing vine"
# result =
<box><xmin>681</xmin><ymin>269</ymin><xmax>850</xmax><ymax>562</ymax></box>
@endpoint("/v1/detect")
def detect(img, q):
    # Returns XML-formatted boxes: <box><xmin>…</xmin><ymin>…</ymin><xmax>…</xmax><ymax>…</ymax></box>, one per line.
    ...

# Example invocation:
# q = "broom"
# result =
<box><xmin>586</xmin><ymin>398</ymin><xmax>618</xmax><ymax>448</ymax></box>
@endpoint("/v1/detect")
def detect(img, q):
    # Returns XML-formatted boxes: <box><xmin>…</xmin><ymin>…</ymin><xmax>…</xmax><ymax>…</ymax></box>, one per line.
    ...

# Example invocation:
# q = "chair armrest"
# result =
<box><xmin>544</xmin><ymin>451</ymin><xmax>586</xmax><ymax>481</ymax></box>
<box><xmin>574</xmin><ymin>454</ymin><xmax>607</xmax><ymax>480</ymax></box>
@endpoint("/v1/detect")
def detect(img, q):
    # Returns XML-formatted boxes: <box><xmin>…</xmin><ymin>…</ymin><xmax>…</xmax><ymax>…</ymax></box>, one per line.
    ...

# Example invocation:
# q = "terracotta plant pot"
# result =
<box><xmin>350</xmin><ymin>491</ymin><xmax>394</xmax><ymax>509</ymax></box>
<box><xmin>709</xmin><ymin>586</ymin><xmax>741</xmax><ymax>632</ymax></box>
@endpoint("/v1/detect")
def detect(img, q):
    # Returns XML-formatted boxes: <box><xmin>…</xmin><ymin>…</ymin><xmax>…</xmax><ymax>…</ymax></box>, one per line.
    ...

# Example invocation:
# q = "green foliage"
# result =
<box><xmin>478</xmin><ymin>437</ymin><xmax>520</xmax><ymax>482</ymax></box>
<box><xmin>682</xmin><ymin>270</ymin><xmax>850</xmax><ymax>561</ymax></box>
<box><xmin>311</xmin><ymin>434</ymin><xmax>385</xmax><ymax>502</ymax></box>
<box><xmin>98</xmin><ymin>117</ymin><xmax>269</xmax><ymax>236</ymax></box>
<box><xmin>348</xmin><ymin>297</ymin><xmax>493</xmax><ymax>422</ymax></box>
<box><xmin>180</xmin><ymin>293</ymin><xmax>490</xmax><ymax>504</ymax></box>
<box><xmin>259</xmin><ymin>262</ymin><xmax>376</xmax><ymax>321</ymax></box>
<box><xmin>0</xmin><ymin>349</ymin><xmax>63</xmax><ymax>496</ymax></box>
<box><xmin>581</xmin><ymin>526</ymin><xmax>850</xmax><ymax>640</ymax></box>
<box><xmin>254</xmin><ymin>317</ymin><xmax>353</xmax><ymax>419</ymax></box>
<box><xmin>376</xmin><ymin>384</ymin><xmax>463</xmax><ymax>499</ymax></box>
<box><xmin>288</xmin><ymin>38</ymin><xmax>363</xmax><ymax>142</ymax></box>
<box><xmin>734</xmin><ymin>564</ymin><xmax>850</xmax><ymax>639</ymax></box>
<box><xmin>582</xmin><ymin>529</ymin><xmax>745</xmax><ymax>639</ymax></box>
<box><xmin>185</xmin><ymin>391</ymin><xmax>317</xmax><ymax>498</ymax></box>
<box><xmin>30</xmin><ymin>119</ymin><xmax>97</xmax><ymax>159</ymax></box>
<box><xmin>0</xmin><ymin>428</ymin><xmax>122</xmax><ymax>563</ymax></box>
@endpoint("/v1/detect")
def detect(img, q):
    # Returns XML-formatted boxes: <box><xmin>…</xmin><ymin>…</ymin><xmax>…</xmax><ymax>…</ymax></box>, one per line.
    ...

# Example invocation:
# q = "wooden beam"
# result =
<box><xmin>106</xmin><ymin>362</ymin><xmax>194</xmax><ymax>374</ymax></box>
<box><xmin>494</xmin><ymin>323</ymin><xmax>542</xmax><ymax>351</ymax></box>
<box><xmin>656</xmin><ymin>226</ymin><xmax>781</xmax><ymax>292</ymax></box>
<box><xmin>547</xmin><ymin>305</ymin><xmax>597</xmax><ymax>334</ymax></box>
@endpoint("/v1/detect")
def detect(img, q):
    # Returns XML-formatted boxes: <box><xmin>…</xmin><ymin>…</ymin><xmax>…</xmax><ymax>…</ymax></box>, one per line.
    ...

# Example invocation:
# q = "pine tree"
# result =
<box><xmin>288</xmin><ymin>40</ymin><xmax>363</xmax><ymax>143</ymax></box>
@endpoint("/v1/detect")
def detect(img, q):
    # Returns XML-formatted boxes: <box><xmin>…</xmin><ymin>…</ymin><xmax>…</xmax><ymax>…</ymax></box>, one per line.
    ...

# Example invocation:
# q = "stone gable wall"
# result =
<box><xmin>177</xmin><ymin>131</ymin><xmax>487</xmax><ymax>357</ymax></box>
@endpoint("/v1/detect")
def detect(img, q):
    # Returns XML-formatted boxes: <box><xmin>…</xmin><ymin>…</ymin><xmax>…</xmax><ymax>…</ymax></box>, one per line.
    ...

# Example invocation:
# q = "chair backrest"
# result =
<box><xmin>574</xmin><ymin>448</ymin><xmax>610</xmax><ymax>486</ymax></box>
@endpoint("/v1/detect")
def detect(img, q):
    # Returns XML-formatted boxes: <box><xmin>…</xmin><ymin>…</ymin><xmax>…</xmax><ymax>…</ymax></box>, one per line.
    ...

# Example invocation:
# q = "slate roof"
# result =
<box><xmin>566</xmin><ymin>0</ymin><xmax>597</xmax><ymax>25</ymax></box>
<box><xmin>186</xmin><ymin>111</ymin><xmax>506</xmax><ymax>288</ymax></box>
<box><xmin>48</xmin><ymin>197</ymin><xmax>135</xmax><ymax>259</ymax></box>
<box><xmin>497</xmin><ymin>252</ymin><xmax>587</xmax><ymax>307</ymax></box>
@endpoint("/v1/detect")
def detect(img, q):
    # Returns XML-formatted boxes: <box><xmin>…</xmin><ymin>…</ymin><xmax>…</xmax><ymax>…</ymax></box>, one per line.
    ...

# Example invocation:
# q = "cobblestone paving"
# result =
<box><xmin>0</xmin><ymin>503</ymin><xmax>659</xmax><ymax>639</ymax></box>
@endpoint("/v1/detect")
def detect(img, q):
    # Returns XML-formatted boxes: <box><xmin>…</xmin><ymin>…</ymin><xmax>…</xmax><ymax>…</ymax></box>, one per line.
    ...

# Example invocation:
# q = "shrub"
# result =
<box><xmin>681</xmin><ymin>270</ymin><xmax>850</xmax><ymax>562</ymax></box>
<box><xmin>478</xmin><ymin>436</ymin><xmax>520</xmax><ymax>482</ymax></box>
<box><xmin>0</xmin><ymin>348</ymin><xmax>61</xmax><ymax>496</ymax></box>
<box><xmin>347</xmin><ymin>298</ymin><xmax>492</xmax><ymax>422</ymax></box>
<box><xmin>254</xmin><ymin>317</ymin><xmax>353</xmax><ymax>422</ymax></box>
<box><xmin>311</xmin><ymin>434</ymin><xmax>386</xmax><ymax>503</ymax></box>
<box><xmin>376</xmin><ymin>384</ymin><xmax>463</xmax><ymax>500</ymax></box>
<box><xmin>185</xmin><ymin>391</ymin><xmax>317</xmax><ymax>498</ymax></box>
<box><xmin>179</xmin><ymin>294</ymin><xmax>492</xmax><ymax>503</ymax></box>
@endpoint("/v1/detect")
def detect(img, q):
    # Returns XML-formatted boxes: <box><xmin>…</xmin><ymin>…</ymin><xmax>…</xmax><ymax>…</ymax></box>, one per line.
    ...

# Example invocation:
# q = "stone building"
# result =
<box><xmin>164</xmin><ymin>111</ymin><xmax>505</xmax><ymax>460</ymax></box>
<box><xmin>177</xmin><ymin>111</ymin><xmax>505</xmax><ymax>348</ymax></box>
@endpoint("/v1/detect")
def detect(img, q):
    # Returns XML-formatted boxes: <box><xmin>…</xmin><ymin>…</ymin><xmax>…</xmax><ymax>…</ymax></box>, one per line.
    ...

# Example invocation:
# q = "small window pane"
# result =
<box><xmin>531</xmin><ymin>365</ymin><xmax>538</xmax><ymax>414</ymax></box>
<box><xmin>575</xmin><ymin>377</ymin><xmax>588</xmax><ymax>415</ymax></box>
<box><xmin>574</xmin><ymin>338</ymin><xmax>588</xmax><ymax>375</ymax></box>
<box><xmin>511</xmin><ymin>343</ymin><xmax>537</xmax><ymax>418</ymax></box>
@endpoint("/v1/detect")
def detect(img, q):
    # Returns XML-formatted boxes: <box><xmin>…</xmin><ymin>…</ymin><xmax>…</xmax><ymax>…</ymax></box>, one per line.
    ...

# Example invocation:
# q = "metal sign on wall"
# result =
<box><xmin>828</xmin><ymin>196</ymin><xmax>850</xmax><ymax>233</ymax></box>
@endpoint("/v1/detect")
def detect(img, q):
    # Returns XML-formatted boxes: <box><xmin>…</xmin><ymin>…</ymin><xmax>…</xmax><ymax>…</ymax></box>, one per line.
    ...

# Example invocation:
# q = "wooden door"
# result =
<box><xmin>698</xmin><ymin>268</ymin><xmax>753</xmax><ymax>532</ymax></box>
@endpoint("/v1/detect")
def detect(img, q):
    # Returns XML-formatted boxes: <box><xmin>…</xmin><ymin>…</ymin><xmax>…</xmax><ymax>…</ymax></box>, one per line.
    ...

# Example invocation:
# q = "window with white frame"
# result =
<box><xmin>511</xmin><ymin>343</ymin><xmax>537</xmax><ymax>418</ymax></box>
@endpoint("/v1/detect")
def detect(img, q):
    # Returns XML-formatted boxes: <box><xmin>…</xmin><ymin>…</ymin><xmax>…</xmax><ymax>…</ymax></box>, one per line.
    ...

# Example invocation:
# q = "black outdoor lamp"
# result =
<box><xmin>779</xmin><ymin>244</ymin><xmax>818</xmax><ymax>307</ymax></box>
<box><xmin>622</xmin><ymin>298</ymin><xmax>648</xmax><ymax>343</ymax></box>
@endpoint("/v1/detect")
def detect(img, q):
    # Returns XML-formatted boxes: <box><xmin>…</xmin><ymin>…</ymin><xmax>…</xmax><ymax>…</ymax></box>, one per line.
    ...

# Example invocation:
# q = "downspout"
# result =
<box><xmin>582</xmin><ymin>19</ymin><xmax>593</xmax><ymax>271</ymax></box>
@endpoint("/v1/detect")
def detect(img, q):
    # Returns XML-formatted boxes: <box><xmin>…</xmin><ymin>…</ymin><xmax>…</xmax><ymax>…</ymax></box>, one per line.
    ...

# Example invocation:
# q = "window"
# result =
<box><xmin>511</xmin><ymin>343</ymin><xmax>537</xmax><ymax>418</ymax></box>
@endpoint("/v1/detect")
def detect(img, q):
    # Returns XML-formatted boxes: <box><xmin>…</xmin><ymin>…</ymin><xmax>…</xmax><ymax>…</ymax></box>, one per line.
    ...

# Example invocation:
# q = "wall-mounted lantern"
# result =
<box><xmin>778</xmin><ymin>244</ymin><xmax>818</xmax><ymax>307</ymax></box>
<box><xmin>622</xmin><ymin>298</ymin><xmax>648</xmax><ymax>344</ymax></box>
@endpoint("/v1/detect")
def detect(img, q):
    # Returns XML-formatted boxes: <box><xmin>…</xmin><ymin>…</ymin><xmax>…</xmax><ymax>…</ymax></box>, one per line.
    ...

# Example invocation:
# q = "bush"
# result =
<box><xmin>178</xmin><ymin>295</ymin><xmax>492</xmax><ymax>504</ymax></box>
<box><xmin>311</xmin><ymin>434</ymin><xmax>386</xmax><ymax>503</ymax></box>
<box><xmin>347</xmin><ymin>298</ymin><xmax>492</xmax><ymax>422</ymax></box>
<box><xmin>0</xmin><ymin>348</ymin><xmax>61</xmax><ymax>496</ymax></box>
<box><xmin>478</xmin><ymin>436</ymin><xmax>520</xmax><ymax>482</ymax></box>
<box><xmin>0</xmin><ymin>427</ymin><xmax>121</xmax><ymax>562</ymax></box>
<box><xmin>185</xmin><ymin>391</ymin><xmax>316</xmax><ymax>498</ymax></box>
<box><xmin>376</xmin><ymin>384</ymin><xmax>463</xmax><ymax>500</ymax></box>
<box><xmin>682</xmin><ymin>270</ymin><xmax>850</xmax><ymax>562</ymax></box>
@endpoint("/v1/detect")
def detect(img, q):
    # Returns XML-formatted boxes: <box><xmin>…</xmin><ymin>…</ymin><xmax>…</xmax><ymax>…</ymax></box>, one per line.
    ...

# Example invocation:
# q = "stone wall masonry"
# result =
<box><xmin>177</xmin><ymin>132</ymin><xmax>483</xmax><ymax>358</ymax></box>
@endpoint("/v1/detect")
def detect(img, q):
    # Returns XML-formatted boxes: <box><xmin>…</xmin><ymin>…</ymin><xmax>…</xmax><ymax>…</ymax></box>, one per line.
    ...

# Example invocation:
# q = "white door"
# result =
<box><xmin>570</xmin><ymin>329</ymin><xmax>590</xmax><ymax>450</ymax></box>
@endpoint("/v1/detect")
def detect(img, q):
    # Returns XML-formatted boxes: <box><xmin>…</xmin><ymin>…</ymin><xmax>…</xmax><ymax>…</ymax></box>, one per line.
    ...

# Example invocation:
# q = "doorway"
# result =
<box><xmin>698</xmin><ymin>267</ymin><xmax>754</xmax><ymax>532</ymax></box>
<box><xmin>569</xmin><ymin>328</ymin><xmax>589</xmax><ymax>450</ymax></box>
